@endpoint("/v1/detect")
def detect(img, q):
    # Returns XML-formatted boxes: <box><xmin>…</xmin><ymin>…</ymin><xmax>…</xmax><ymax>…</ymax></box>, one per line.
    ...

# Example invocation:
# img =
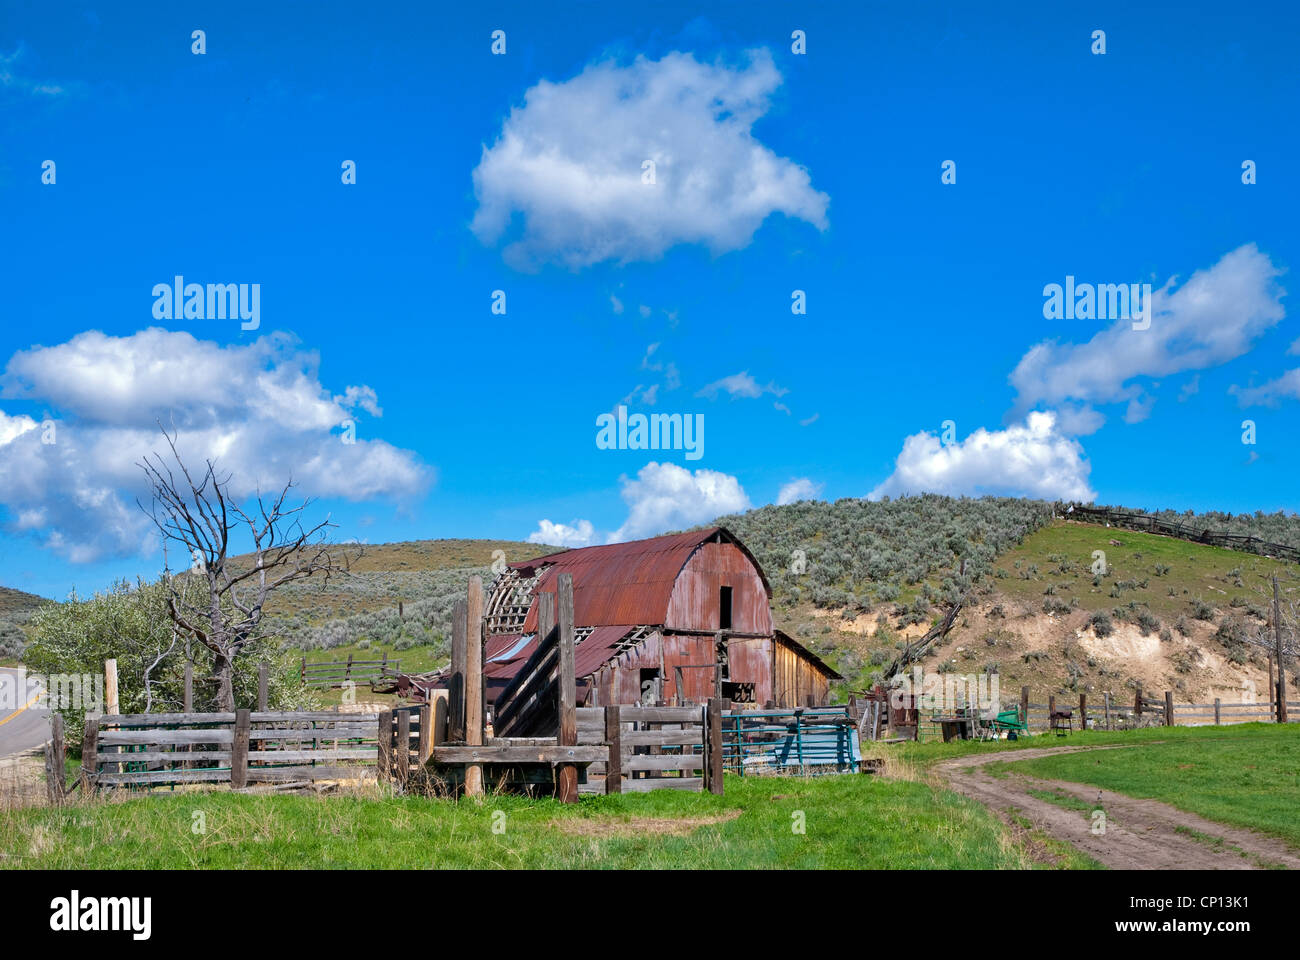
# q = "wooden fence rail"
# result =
<box><xmin>299</xmin><ymin>655</ymin><xmax>400</xmax><ymax>688</ymax></box>
<box><xmin>82</xmin><ymin>710</ymin><xmax>381</xmax><ymax>791</ymax></box>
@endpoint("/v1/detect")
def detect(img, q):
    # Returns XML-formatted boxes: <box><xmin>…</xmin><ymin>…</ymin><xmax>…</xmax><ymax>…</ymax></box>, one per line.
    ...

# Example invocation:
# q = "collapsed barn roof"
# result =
<box><xmin>501</xmin><ymin>526</ymin><xmax>771</xmax><ymax>634</ymax></box>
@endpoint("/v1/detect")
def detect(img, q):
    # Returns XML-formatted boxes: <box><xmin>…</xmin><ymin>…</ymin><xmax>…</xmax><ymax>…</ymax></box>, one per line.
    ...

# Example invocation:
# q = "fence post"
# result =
<box><xmin>230</xmin><ymin>709</ymin><xmax>251</xmax><ymax>789</ymax></box>
<box><xmin>1164</xmin><ymin>691</ymin><xmax>1174</xmax><ymax>727</ymax></box>
<box><xmin>377</xmin><ymin>710</ymin><xmax>393</xmax><ymax>782</ymax></box>
<box><xmin>1020</xmin><ymin>686</ymin><xmax>1029</xmax><ymax>728</ymax></box>
<box><xmin>300</xmin><ymin>657</ymin><xmax>306</xmax><ymax>685</ymax></box>
<box><xmin>1135</xmin><ymin>686</ymin><xmax>1142</xmax><ymax>721</ymax></box>
<box><xmin>432</xmin><ymin>696</ymin><xmax>448</xmax><ymax>747</ymax></box>
<box><xmin>555</xmin><ymin>573</ymin><xmax>578</xmax><ymax>804</ymax></box>
<box><xmin>104</xmin><ymin>659</ymin><xmax>119</xmax><ymax>716</ymax></box>
<box><xmin>184</xmin><ymin>663</ymin><xmax>194</xmax><ymax>712</ymax></box>
<box><xmin>1048</xmin><ymin>694</ymin><xmax>1055</xmax><ymax>721</ymax></box>
<box><xmin>1079</xmin><ymin>693</ymin><xmax>1087</xmax><ymax>730</ymax></box>
<box><xmin>257</xmin><ymin>662</ymin><xmax>269</xmax><ymax>712</ymax></box>
<box><xmin>417</xmin><ymin>703</ymin><xmax>432</xmax><ymax>763</ymax></box>
<box><xmin>395</xmin><ymin>710</ymin><xmax>410</xmax><ymax>789</ymax></box>
<box><xmin>81</xmin><ymin>717</ymin><xmax>99</xmax><ymax>794</ymax></box>
<box><xmin>44</xmin><ymin>714</ymin><xmax>65</xmax><ymax>805</ymax></box>
<box><xmin>707</xmin><ymin>697</ymin><xmax>728</xmax><ymax>790</ymax></box>
<box><xmin>1104</xmin><ymin>692</ymin><xmax>1111</xmax><ymax>730</ymax></box>
<box><xmin>345</xmin><ymin>653</ymin><xmax>354</xmax><ymax>682</ymax></box>
<box><xmin>465</xmin><ymin>577</ymin><xmax>485</xmax><ymax>798</ymax></box>
<box><xmin>1214</xmin><ymin>698</ymin><xmax>1221</xmax><ymax>725</ymax></box>
<box><xmin>604</xmin><ymin>705</ymin><xmax>622</xmax><ymax>795</ymax></box>
<box><xmin>449</xmin><ymin>599</ymin><xmax>467</xmax><ymax>743</ymax></box>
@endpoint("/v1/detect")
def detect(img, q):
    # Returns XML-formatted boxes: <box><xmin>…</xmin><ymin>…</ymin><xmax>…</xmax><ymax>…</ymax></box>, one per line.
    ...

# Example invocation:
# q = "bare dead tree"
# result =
<box><xmin>137</xmin><ymin>425</ymin><xmax>352</xmax><ymax>711</ymax></box>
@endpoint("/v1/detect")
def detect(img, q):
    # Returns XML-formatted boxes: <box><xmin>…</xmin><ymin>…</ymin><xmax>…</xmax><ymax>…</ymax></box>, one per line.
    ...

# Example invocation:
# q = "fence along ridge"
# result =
<box><xmin>1061</xmin><ymin>503</ymin><xmax>1300</xmax><ymax>563</ymax></box>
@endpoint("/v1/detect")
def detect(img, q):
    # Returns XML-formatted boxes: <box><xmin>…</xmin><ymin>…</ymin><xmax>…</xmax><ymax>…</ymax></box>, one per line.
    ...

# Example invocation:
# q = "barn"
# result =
<box><xmin>479</xmin><ymin>527</ymin><xmax>840</xmax><ymax>715</ymax></box>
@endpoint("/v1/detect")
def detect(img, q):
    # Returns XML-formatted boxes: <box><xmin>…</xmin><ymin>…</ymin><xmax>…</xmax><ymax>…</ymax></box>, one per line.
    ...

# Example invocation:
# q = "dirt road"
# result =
<box><xmin>937</xmin><ymin>744</ymin><xmax>1300</xmax><ymax>870</ymax></box>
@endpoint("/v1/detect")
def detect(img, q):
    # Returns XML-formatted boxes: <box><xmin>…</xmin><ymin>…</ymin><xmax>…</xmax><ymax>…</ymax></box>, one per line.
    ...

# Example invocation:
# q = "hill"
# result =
<box><xmin>198</xmin><ymin>497</ymin><xmax>1300</xmax><ymax>706</ymax></box>
<box><xmin>0</xmin><ymin>585</ymin><xmax>48</xmax><ymax>661</ymax></box>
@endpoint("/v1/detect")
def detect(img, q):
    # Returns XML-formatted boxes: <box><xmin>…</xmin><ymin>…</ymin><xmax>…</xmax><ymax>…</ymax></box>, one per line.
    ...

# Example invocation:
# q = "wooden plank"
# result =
<box><xmin>230</xmin><ymin>709</ymin><xmax>251</xmax><ymax>790</ymax></box>
<box><xmin>449</xmin><ymin>598</ymin><xmax>467</xmax><ymax>743</ymax></box>
<box><xmin>98</xmin><ymin>730</ymin><xmax>235</xmax><ymax>746</ymax></box>
<box><xmin>94</xmin><ymin>769</ymin><xmax>233</xmax><ymax>786</ymax></box>
<box><xmin>617</xmin><ymin>706</ymin><xmax>703</xmax><ymax>723</ymax></box>
<box><xmin>624</xmin><ymin>754</ymin><xmax>706</xmax><ymax>772</ymax></box>
<box><xmin>81</xmin><ymin>718</ymin><xmax>99</xmax><ymax>792</ymax></box>
<box><xmin>96</xmin><ymin>751</ymin><xmax>232</xmax><ymax>765</ymax></box>
<box><xmin>395</xmin><ymin>709</ymin><xmax>410</xmax><ymax>788</ymax></box>
<box><xmin>247</xmin><ymin>765</ymin><xmax>376</xmax><ymax>782</ymax></box>
<box><xmin>44</xmin><ymin>713</ymin><xmax>65</xmax><ymax>805</ymax></box>
<box><xmin>417</xmin><ymin>703</ymin><xmax>432</xmax><ymax>763</ymax></box>
<box><xmin>620</xmin><ymin>777</ymin><xmax>704</xmax><ymax>793</ymax></box>
<box><xmin>104</xmin><ymin>658</ymin><xmax>119</xmax><ymax>715</ymax></box>
<box><xmin>377</xmin><ymin>709</ymin><xmax>392</xmax><ymax>781</ymax></box>
<box><xmin>246</xmin><ymin>749</ymin><xmax>375</xmax><ymax>762</ymax></box>
<box><xmin>556</xmin><ymin>573</ymin><xmax>578</xmax><ymax>804</ymax></box>
<box><xmin>706</xmin><ymin>698</ymin><xmax>723</xmax><ymax>795</ymax></box>
<box><xmin>430</xmin><ymin>745</ymin><xmax>607</xmax><ymax>763</ymax></box>
<box><xmin>621</xmin><ymin>729</ymin><xmax>704</xmax><ymax>747</ymax></box>
<box><xmin>604</xmin><ymin>705</ymin><xmax>621</xmax><ymax>795</ymax></box>
<box><xmin>251</xmin><ymin>711</ymin><xmax>378</xmax><ymax>722</ymax></box>
<box><xmin>465</xmin><ymin>577</ymin><xmax>485</xmax><ymax>797</ymax></box>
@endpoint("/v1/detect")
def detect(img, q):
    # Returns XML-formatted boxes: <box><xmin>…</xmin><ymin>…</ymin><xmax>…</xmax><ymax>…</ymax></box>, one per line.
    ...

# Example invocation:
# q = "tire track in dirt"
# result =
<box><xmin>936</xmin><ymin>744</ymin><xmax>1300</xmax><ymax>870</ymax></box>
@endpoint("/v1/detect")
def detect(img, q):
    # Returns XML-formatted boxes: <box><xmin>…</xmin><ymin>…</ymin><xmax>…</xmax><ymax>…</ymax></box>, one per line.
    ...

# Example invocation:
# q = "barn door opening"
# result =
<box><xmin>719</xmin><ymin>585</ymin><xmax>733</xmax><ymax>630</ymax></box>
<box><xmin>639</xmin><ymin>668</ymin><xmax>661</xmax><ymax>705</ymax></box>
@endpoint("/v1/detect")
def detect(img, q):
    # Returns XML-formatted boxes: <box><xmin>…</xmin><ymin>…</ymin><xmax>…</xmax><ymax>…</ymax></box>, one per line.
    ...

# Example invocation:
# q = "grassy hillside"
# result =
<box><xmin>259</xmin><ymin>539</ymin><xmax>559</xmax><ymax>679</ymax></box>
<box><xmin>0</xmin><ymin>586</ymin><xmax>47</xmax><ymax>663</ymax></box>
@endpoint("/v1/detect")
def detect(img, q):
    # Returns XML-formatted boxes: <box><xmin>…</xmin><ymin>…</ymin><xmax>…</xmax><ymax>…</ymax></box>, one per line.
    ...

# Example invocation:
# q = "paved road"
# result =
<box><xmin>0</xmin><ymin>667</ymin><xmax>49</xmax><ymax>758</ymax></box>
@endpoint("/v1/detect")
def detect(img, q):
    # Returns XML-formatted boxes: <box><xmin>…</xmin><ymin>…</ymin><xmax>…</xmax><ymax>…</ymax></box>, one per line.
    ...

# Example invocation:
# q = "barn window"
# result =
<box><xmin>719</xmin><ymin>586</ymin><xmax>733</xmax><ymax>630</ymax></box>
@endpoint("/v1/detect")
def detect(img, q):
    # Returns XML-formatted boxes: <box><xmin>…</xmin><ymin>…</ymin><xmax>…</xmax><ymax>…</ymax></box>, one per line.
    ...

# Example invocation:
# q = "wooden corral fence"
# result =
<box><xmin>721</xmin><ymin>706</ymin><xmax>860</xmax><ymax>775</ymax></box>
<box><xmin>576</xmin><ymin>702</ymin><xmax>722</xmax><ymax>794</ymax></box>
<box><xmin>855</xmin><ymin>683</ymin><xmax>1299</xmax><ymax>741</ymax></box>
<box><xmin>300</xmin><ymin>654</ymin><xmax>400</xmax><ymax>688</ymax></box>
<box><xmin>1060</xmin><ymin>503</ymin><xmax>1300</xmax><ymax>564</ymax></box>
<box><xmin>80</xmin><ymin>710</ymin><xmax>380</xmax><ymax>791</ymax></box>
<box><xmin>1019</xmin><ymin>686</ymin><xmax>1299</xmax><ymax>733</ymax></box>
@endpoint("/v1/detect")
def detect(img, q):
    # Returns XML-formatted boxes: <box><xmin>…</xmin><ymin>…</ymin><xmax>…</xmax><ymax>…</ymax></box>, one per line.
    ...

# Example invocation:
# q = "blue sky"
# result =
<box><xmin>2</xmin><ymin>1</ymin><xmax>1297</xmax><ymax>599</ymax></box>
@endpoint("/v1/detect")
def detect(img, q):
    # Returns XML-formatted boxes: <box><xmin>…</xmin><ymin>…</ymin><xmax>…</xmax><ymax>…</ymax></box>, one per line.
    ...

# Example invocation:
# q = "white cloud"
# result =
<box><xmin>870</xmin><ymin>412</ymin><xmax>1095</xmax><ymax>502</ymax></box>
<box><xmin>777</xmin><ymin>477</ymin><xmax>822</xmax><ymax>505</ymax></box>
<box><xmin>0</xmin><ymin>328</ymin><xmax>430</xmax><ymax>562</ymax></box>
<box><xmin>610</xmin><ymin>295</ymin><xmax>624</xmax><ymax>315</ymax></box>
<box><xmin>696</xmin><ymin>371</ymin><xmax>787</xmax><ymax>401</ymax></box>
<box><xmin>471</xmin><ymin>49</ymin><xmax>828</xmax><ymax>270</ymax></box>
<box><xmin>0</xmin><ymin>45</ymin><xmax>69</xmax><ymax>99</ymax></box>
<box><xmin>527</xmin><ymin>519</ymin><xmax>595</xmax><ymax>548</ymax></box>
<box><xmin>1231</xmin><ymin>368</ymin><xmax>1300</xmax><ymax>407</ymax></box>
<box><xmin>1010</xmin><ymin>244</ymin><xmax>1286</xmax><ymax>420</ymax></box>
<box><xmin>608</xmin><ymin>462</ymin><xmax>750</xmax><ymax>542</ymax></box>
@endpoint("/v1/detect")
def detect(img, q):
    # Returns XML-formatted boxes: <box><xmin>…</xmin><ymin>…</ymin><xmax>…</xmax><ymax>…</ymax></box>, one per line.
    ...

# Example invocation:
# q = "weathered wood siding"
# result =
<box><xmin>772</xmin><ymin>635</ymin><xmax>831</xmax><ymax>707</ymax></box>
<box><xmin>664</xmin><ymin>540</ymin><xmax>772</xmax><ymax>635</ymax></box>
<box><xmin>727</xmin><ymin>636</ymin><xmax>773</xmax><ymax>705</ymax></box>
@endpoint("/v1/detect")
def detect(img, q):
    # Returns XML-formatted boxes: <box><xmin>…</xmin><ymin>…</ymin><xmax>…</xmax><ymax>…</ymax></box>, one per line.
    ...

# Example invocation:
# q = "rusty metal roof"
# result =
<box><xmin>509</xmin><ymin>526</ymin><xmax>769</xmax><ymax>632</ymax></box>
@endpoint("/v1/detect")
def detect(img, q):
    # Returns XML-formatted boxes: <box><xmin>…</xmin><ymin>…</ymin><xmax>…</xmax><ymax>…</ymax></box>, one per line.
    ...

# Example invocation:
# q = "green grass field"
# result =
<box><xmin>1000</xmin><ymin>723</ymin><xmax>1300</xmax><ymax>848</ymax></box>
<box><xmin>4</xmin><ymin>773</ymin><xmax>1046</xmax><ymax>870</ymax></box>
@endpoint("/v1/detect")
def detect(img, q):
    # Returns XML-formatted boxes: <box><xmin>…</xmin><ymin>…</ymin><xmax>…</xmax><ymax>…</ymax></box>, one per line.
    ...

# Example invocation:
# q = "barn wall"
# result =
<box><xmin>727</xmin><ymin>636</ymin><xmax>773</xmax><ymax>705</ymax></box>
<box><xmin>772</xmin><ymin>637</ymin><xmax>831</xmax><ymax>708</ymax></box>
<box><xmin>664</xmin><ymin>540</ymin><xmax>772</xmax><ymax>634</ymax></box>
